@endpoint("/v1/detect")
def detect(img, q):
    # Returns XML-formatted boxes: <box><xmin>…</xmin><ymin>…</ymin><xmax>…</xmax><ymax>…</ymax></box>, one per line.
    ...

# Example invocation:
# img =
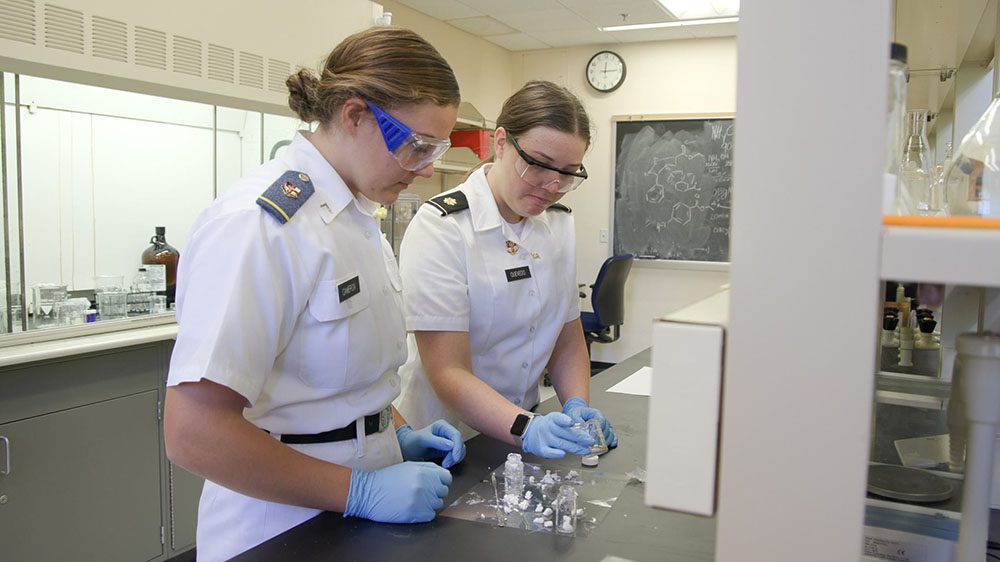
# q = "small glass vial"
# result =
<box><xmin>503</xmin><ymin>453</ymin><xmax>524</xmax><ymax>500</ymax></box>
<box><xmin>554</xmin><ymin>485</ymin><xmax>578</xmax><ymax>535</ymax></box>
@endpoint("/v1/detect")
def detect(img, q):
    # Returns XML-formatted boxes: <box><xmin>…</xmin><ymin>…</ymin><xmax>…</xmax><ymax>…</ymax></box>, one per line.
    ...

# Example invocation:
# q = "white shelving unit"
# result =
<box><xmin>882</xmin><ymin>225</ymin><xmax>1000</xmax><ymax>285</ymax></box>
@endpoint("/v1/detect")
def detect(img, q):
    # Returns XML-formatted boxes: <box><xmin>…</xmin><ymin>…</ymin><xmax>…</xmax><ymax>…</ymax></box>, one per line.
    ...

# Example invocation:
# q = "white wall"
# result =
<box><xmin>513</xmin><ymin>38</ymin><xmax>738</xmax><ymax>362</ymax></box>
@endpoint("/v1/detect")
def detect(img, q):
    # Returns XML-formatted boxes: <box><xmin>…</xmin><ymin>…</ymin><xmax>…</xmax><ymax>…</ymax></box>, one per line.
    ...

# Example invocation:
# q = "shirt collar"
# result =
<box><xmin>279</xmin><ymin>132</ymin><xmax>355</xmax><ymax>219</ymax></box>
<box><xmin>467</xmin><ymin>164</ymin><xmax>555</xmax><ymax>238</ymax></box>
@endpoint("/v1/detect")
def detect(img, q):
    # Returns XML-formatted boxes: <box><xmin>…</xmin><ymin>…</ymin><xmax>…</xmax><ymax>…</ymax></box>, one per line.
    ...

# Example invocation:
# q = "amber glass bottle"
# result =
<box><xmin>141</xmin><ymin>226</ymin><xmax>180</xmax><ymax>304</ymax></box>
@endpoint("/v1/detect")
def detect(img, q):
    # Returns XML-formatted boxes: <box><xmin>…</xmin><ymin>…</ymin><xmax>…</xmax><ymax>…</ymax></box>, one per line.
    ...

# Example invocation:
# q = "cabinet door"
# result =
<box><xmin>0</xmin><ymin>390</ymin><xmax>163</xmax><ymax>561</ymax></box>
<box><xmin>169</xmin><ymin>462</ymin><xmax>203</xmax><ymax>552</ymax></box>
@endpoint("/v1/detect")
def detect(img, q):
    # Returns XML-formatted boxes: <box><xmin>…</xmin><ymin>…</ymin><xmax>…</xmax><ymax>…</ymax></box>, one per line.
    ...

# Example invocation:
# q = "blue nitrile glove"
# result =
<box><xmin>343</xmin><ymin>461</ymin><xmax>452</xmax><ymax>523</ymax></box>
<box><xmin>521</xmin><ymin>411</ymin><xmax>595</xmax><ymax>458</ymax></box>
<box><xmin>562</xmin><ymin>396</ymin><xmax>618</xmax><ymax>449</ymax></box>
<box><xmin>396</xmin><ymin>420</ymin><xmax>466</xmax><ymax>468</ymax></box>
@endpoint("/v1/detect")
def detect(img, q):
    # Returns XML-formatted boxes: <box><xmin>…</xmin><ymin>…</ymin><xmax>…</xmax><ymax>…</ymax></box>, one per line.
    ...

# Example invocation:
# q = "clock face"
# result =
<box><xmin>586</xmin><ymin>51</ymin><xmax>626</xmax><ymax>92</ymax></box>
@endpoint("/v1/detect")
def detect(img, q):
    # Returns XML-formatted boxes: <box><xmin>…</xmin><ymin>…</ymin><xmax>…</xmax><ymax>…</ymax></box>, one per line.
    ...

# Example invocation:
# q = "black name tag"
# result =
<box><xmin>338</xmin><ymin>276</ymin><xmax>361</xmax><ymax>302</ymax></box>
<box><xmin>505</xmin><ymin>266</ymin><xmax>532</xmax><ymax>282</ymax></box>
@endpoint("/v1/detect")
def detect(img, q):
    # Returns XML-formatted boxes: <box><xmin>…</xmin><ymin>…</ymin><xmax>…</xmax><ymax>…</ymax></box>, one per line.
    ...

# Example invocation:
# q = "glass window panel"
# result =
<box><xmin>216</xmin><ymin>107</ymin><xmax>262</xmax><ymax>195</ymax></box>
<box><xmin>263</xmin><ymin>113</ymin><xmax>308</xmax><ymax>162</ymax></box>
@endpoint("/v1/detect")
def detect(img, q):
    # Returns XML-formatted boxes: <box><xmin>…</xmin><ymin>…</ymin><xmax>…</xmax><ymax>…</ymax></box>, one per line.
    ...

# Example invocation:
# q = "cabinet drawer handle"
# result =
<box><xmin>0</xmin><ymin>436</ymin><xmax>9</xmax><ymax>476</ymax></box>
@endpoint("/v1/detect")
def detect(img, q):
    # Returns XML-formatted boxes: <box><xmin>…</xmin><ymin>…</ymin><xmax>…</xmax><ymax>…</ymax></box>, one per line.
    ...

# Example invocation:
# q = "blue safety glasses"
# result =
<box><xmin>366</xmin><ymin>101</ymin><xmax>452</xmax><ymax>172</ymax></box>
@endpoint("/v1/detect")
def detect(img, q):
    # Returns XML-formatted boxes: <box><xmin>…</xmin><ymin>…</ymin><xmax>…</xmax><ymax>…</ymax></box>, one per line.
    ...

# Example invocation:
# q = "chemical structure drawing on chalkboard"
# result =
<box><xmin>613</xmin><ymin>117</ymin><xmax>734</xmax><ymax>263</ymax></box>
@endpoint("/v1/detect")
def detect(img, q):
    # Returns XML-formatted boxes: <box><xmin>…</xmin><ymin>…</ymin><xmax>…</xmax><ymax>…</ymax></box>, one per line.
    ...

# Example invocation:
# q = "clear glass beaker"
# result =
<box><xmin>942</xmin><ymin>98</ymin><xmax>1000</xmax><ymax>217</ymax></box>
<box><xmin>94</xmin><ymin>274</ymin><xmax>124</xmax><ymax>294</ymax></box>
<box><xmin>96</xmin><ymin>290</ymin><xmax>128</xmax><ymax>320</ymax></box>
<box><xmin>32</xmin><ymin>283</ymin><xmax>67</xmax><ymax>326</ymax></box>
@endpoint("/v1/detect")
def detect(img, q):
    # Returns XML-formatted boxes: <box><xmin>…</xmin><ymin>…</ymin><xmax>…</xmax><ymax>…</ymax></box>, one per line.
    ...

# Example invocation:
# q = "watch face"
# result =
<box><xmin>510</xmin><ymin>413</ymin><xmax>532</xmax><ymax>436</ymax></box>
<box><xmin>586</xmin><ymin>51</ymin><xmax>626</xmax><ymax>92</ymax></box>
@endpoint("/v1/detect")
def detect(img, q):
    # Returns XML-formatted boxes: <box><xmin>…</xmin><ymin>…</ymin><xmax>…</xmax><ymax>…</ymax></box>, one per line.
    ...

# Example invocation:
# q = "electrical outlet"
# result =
<box><xmin>599</xmin><ymin>229</ymin><xmax>609</xmax><ymax>243</ymax></box>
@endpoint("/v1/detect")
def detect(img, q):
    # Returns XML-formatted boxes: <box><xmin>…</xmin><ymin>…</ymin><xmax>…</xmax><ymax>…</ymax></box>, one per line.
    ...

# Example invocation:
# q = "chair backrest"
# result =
<box><xmin>591</xmin><ymin>254</ymin><xmax>634</xmax><ymax>328</ymax></box>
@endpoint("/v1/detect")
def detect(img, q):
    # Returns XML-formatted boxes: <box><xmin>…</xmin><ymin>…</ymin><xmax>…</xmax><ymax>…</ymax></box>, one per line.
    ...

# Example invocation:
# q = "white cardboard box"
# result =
<box><xmin>646</xmin><ymin>288</ymin><xmax>729</xmax><ymax>517</ymax></box>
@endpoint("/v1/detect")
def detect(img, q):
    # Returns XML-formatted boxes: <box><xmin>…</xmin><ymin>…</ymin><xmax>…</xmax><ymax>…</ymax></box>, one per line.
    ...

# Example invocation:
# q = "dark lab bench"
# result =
<box><xmin>234</xmin><ymin>349</ymin><xmax>716</xmax><ymax>562</ymax></box>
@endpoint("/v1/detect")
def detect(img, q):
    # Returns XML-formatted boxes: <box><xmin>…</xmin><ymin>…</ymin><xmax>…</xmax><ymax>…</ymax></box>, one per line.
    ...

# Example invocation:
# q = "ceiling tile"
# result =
<box><xmin>493</xmin><ymin>8</ymin><xmax>595</xmax><ymax>32</ymax></box>
<box><xmin>484</xmin><ymin>32</ymin><xmax>552</xmax><ymax>51</ymax></box>
<box><xmin>612</xmin><ymin>26</ymin><xmax>696</xmax><ymax>42</ymax></box>
<box><xmin>447</xmin><ymin>15</ymin><xmax>518</xmax><ymax>36</ymax></box>
<box><xmin>394</xmin><ymin>0</ymin><xmax>484</xmax><ymax>20</ymax></box>
<box><xmin>458</xmin><ymin>0</ymin><xmax>564</xmax><ymax>14</ymax></box>
<box><xmin>558</xmin><ymin>0</ymin><xmax>674</xmax><ymax>27</ymax></box>
<box><xmin>687</xmin><ymin>21</ymin><xmax>738</xmax><ymax>38</ymax></box>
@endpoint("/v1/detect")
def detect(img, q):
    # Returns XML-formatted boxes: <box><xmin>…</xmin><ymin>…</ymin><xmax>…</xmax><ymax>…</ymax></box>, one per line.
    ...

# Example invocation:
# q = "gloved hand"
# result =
<box><xmin>521</xmin><ymin>411</ymin><xmax>594</xmax><ymax>458</ymax></box>
<box><xmin>562</xmin><ymin>397</ymin><xmax>618</xmax><ymax>449</ymax></box>
<box><xmin>343</xmin><ymin>461</ymin><xmax>452</xmax><ymax>523</ymax></box>
<box><xmin>396</xmin><ymin>420</ymin><xmax>466</xmax><ymax>468</ymax></box>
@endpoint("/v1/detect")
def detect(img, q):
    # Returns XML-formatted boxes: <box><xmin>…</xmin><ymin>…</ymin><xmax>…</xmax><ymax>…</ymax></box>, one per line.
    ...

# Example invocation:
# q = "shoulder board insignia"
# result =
<box><xmin>547</xmin><ymin>203</ymin><xmax>572</xmax><ymax>213</ymax></box>
<box><xmin>426</xmin><ymin>191</ymin><xmax>470</xmax><ymax>216</ymax></box>
<box><xmin>257</xmin><ymin>170</ymin><xmax>315</xmax><ymax>224</ymax></box>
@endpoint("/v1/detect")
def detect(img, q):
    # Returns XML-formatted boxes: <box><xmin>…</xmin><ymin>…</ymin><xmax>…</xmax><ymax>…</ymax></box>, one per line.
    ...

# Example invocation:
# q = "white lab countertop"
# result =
<box><xmin>0</xmin><ymin>314</ymin><xmax>178</xmax><ymax>368</ymax></box>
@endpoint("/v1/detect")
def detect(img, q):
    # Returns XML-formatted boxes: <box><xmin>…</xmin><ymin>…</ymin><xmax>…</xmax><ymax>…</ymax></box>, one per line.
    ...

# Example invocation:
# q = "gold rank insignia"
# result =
<box><xmin>506</xmin><ymin>240</ymin><xmax>518</xmax><ymax>255</ymax></box>
<box><xmin>443</xmin><ymin>197</ymin><xmax>458</xmax><ymax>206</ymax></box>
<box><xmin>281</xmin><ymin>181</ymin><xmax>301</xmax><ymax>199</ymax></box>
<box><xmin>531</xmin><ymin>252</ymin><xmax>540</xmax><ymax>260</ymax></box>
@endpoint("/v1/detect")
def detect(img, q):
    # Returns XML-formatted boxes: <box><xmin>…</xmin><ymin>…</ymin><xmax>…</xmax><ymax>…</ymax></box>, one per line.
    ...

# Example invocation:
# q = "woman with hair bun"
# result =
<box><xmin>164</xmin><ymin>27</ymin><xmax>465</xmax><ymax>561</ymax></box>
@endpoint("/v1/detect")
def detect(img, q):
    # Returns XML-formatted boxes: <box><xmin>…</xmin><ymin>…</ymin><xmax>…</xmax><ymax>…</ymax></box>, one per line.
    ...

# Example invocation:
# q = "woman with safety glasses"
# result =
<box><xmin>395</xmin><ymin>80</ymin><xmax>618</xmax><ymax>461</ymax></box>
<box><xmin>163</xmin><ymin>27</ymin><xmax>466</xmax><ymax>562</ymax></box>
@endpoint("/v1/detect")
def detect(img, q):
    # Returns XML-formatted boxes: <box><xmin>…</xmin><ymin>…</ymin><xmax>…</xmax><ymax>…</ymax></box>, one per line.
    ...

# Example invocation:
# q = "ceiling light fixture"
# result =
<box><xmin>656</xmin><ymin>0</ymin><xmax>739</xmax><ymax>20</ymax></box>
<box><xmin>600</xmin><ymin>16</ymin><xmax>738</xmax><ymax>32</ymax></box>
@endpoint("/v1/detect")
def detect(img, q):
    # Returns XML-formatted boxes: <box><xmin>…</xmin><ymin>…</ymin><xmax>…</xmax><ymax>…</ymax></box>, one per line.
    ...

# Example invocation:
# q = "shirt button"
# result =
<box><xmin>529</xmin><ymin>326</ymin><xmax>535</xmax><ymax>333</ymax></box>
<box><xmin>365</xmin><ymin>230</ymin><xmax>373</xmax><ymax>239</ymax></box>
<box><xmin>396</xmin><ymin>341</ymin><xmax>402</xmax><ymax>350</ymax></box>
<box><xmin>382</xmin><ymin>285</ymin><xmax>389</xmax><ymax>295</ymax></box>
<box><xmin>529</xmin><ymin>290</ymin><xmax>535</xmax><ymax>297</ymax></box>
<box><xmin>521</xmin><ymin>362</ymin><xmax>528</xmax><ymax>369</ymax></box>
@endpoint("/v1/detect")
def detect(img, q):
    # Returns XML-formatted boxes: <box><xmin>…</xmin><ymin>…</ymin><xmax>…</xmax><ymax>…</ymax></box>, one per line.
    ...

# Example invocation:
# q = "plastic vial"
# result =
<box><xmin>554</xmin><ymin>485</ymin><xmax>578</xmax><ymax>535</ymax></box>
<box><xmin>503</xmin><ymin>453</ymin><xmax>524</xmax><ymax>500</ymax></box>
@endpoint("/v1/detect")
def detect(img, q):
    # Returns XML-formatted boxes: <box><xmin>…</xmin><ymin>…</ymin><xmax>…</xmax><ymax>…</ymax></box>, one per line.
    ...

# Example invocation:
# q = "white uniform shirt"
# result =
<box><xmin>167</xmin><ymin>132</ymin><xmax>407</xmax><ymax>561</ymax></box>
<box><xmin>394</xmin><ymin>165</ymin><xmax>579</xmax><ymax>431</ymax></box>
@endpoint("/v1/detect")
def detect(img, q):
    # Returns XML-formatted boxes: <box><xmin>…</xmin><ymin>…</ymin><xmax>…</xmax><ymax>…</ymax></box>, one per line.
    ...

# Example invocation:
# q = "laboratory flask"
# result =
<box><xmin>898</xmin><ymin>110</ymin><xmax>941</xmax><ymax>215</ymax></box>
<box><xmin>942</xmin><ymin>98</ymin><xmax>1000</xmax><ymax>217</ymax></box>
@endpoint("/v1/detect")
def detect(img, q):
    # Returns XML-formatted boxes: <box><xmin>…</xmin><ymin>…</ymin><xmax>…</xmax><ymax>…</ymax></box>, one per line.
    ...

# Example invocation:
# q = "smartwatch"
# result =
<box><xmin>509</xmin><ymin>412</ymin><xmax>537</xmax><ymax>447</ymax></box>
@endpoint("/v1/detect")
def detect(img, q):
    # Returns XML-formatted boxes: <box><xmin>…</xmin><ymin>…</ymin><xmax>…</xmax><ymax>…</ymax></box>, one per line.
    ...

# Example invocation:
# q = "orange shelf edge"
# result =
<box><xmin>882</xmin><ymin>215</ymin><xmax>1000</xmax><ymax>230</ymax></box>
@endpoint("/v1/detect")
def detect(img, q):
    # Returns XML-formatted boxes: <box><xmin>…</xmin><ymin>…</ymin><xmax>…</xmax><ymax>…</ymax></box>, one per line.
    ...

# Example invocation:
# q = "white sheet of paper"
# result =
<box><xmin>607</xmin><ymin>366</ymin><xmax>652</xmax><ymax>396</ymax></box>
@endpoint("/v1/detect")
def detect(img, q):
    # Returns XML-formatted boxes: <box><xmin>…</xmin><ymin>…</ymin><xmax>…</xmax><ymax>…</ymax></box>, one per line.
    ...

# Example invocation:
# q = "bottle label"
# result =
<box><xmin>146</xmin><ymin>264</ymin><xmax>167</xmax><ymax>292</ymax></box>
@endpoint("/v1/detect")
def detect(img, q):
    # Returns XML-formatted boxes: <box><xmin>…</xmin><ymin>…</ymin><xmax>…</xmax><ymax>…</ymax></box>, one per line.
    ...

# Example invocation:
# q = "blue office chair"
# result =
<box><xmin>580</xmin><ymin>254</ymin><xmax>634</xmax><ymax>357</ymax></box>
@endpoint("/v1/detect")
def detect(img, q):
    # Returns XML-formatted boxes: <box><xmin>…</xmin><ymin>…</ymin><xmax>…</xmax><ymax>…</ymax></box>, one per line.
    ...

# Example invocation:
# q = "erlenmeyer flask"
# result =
<box><xmin>942</xmin><ymin>98</ymin><xmax>1000</xmax><ymax>217</ymax></box>
<box><xmin>898</xmin><ymin>110</ymin><xmax>940</xmax><ymax>215</ymax></box>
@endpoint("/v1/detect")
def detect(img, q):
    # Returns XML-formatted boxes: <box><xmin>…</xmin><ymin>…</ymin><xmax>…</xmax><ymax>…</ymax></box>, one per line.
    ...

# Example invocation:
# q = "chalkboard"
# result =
<box><xmin>612</xmin><ymin>115</ymin><xmax>734</xmax><ymax>263</ymax></box>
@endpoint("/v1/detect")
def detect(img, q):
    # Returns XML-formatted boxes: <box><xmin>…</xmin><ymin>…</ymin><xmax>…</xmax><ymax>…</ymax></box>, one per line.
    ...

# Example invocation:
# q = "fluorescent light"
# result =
<box><xmin>657</xmin><ymin>0</ymin><xmax>739</xmax><ymax>19</ymax></box>
<box><xmin>600</xmin><ymin>16</ymin><xmax>738</xmax><ymax>32</ymax></box>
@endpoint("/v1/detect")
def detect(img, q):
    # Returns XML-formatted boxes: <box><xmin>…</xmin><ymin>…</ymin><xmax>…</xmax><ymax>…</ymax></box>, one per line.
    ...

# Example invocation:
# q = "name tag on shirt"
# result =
<box><xmin>505</xmin><ymin>266</ymin><xmax>532</xmax><ymax>282</ymax></box>
<box><xmin>338</xmin><ymin>276</ymin><xmax>361</xmax><ymax>302</ymax></box>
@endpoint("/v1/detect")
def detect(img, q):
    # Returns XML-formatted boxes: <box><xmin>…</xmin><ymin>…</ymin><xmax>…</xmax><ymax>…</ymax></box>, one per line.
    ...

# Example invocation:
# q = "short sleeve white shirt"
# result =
<box><xmin>167</xmin><ymin>133</ymin><xmax>407</xmax><ymax>434</ymax></box>
<box><xmin>394</xmin><ymin>165</ymin><xmax>579</xmax><ymax>428</ymax></box>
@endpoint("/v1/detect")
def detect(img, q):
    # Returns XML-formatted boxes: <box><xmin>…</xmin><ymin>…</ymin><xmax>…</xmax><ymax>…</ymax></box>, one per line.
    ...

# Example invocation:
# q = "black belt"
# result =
<box><xmin>264</xmin><ymin>407</ymin><xmax>392</xmax><ymax>445</ymax></box>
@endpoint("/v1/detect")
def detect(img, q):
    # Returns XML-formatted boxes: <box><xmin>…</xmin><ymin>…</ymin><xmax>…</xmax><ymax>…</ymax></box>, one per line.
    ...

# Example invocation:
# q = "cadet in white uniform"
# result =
<box><xmin>396</xmin><ymin>81</ymin><xmax>619</xmax><ymax>459</ymax></box>
<box><xmin>164</xmin><ymin>28</ymin><xmax>466</xmax><ymax>562</ymax></box>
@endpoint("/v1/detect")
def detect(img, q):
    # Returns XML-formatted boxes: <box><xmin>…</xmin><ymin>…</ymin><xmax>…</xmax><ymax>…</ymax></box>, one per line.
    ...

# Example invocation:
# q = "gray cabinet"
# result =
<box><xmin>0</xmin><ymin>339</ymin><xmax>205</xmax><ymax>562</ymax></box>
<box><xmin>0</xmin><ymin>390</ymin><xmax>163</xmax><ymax>561</ymax></box>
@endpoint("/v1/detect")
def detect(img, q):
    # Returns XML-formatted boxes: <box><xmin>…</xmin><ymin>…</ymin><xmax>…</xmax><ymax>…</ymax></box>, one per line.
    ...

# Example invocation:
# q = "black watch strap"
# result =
<box><xmin>510</xmin><ymin>412</ymin><xmax>536</xmax><ymax>447</ymax></box>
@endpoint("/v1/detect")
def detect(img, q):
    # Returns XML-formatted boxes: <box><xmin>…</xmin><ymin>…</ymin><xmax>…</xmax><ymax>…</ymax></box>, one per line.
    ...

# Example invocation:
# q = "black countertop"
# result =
<box><xmin>233</xmin><ymin>349</ymin><xmax>716</xmax><ymax>562</ymax></box>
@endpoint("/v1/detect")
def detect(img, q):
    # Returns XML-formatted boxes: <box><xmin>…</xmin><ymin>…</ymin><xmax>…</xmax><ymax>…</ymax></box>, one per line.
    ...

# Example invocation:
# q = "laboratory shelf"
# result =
<box><xmin>880</xmin><ymin>224</ymin><xmax>1000</xmax><ymax>286</ymax></box>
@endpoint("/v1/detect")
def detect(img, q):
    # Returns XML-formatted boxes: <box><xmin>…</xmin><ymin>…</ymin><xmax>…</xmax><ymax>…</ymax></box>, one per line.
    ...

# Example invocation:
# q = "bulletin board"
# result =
<box><xmin>612</xmin><ymin>114</ymin><xmax>734</xmax><ymax>265</ymax></box>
